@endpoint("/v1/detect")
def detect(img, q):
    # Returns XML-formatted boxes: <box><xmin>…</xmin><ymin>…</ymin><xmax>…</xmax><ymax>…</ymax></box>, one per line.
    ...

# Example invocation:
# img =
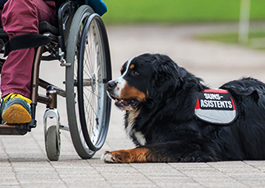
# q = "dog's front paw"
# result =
<box><xmin>101</xmin><ymin>150</ymin><xmax>132</xmax><ymax>163</ymax></box>
<box><xmin>101</xmin><ymin>151</ymin><xmax>118</xmax><ymax>163</ymax></box>
<box><xmin>101</xmin><ymin>148</ymin><xmax>151</xmax><ymax>163</ymax></box>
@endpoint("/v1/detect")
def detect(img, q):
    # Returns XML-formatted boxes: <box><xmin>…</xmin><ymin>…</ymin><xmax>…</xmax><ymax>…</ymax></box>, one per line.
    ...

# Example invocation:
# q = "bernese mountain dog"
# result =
<box><xmin>102</xmin><ymin>53</ymin><xmax>265</xmax><ymax>163</ymax></box>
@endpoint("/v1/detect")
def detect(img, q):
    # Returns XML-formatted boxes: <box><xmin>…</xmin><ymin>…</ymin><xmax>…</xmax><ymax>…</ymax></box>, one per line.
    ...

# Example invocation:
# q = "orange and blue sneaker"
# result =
<box><xmin>1</xmin><ymin>93</ymin><xmax>32</xmax><ymax>124</ymax></box>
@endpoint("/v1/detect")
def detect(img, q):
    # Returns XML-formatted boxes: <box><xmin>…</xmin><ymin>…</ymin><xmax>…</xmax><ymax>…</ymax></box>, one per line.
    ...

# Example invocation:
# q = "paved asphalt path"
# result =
<box><xmin>1</xmin><ymin>23</ymin><xmax>265</xmax><ymax>187</ymax></box>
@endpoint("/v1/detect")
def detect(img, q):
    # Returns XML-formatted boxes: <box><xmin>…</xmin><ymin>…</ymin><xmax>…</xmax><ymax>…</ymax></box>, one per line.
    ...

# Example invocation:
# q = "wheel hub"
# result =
<box><xmin>91</xmin><ymin>73</ymin><xmax>96</xmax><ymax>92</ymax></box>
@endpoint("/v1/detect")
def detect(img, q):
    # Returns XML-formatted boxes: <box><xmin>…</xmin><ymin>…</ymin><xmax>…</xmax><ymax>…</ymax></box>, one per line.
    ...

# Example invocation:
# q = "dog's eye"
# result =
<box><xmin>131</xmin><ymin>70</ymin><xmax>139</xmax><ymax>76</ymax></box>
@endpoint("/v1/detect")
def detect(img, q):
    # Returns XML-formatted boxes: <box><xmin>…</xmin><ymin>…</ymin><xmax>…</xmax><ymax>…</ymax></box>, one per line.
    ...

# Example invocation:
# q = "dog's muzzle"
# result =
<box><xmin>106</xmin><ymin>80</ymin><xmax>139</xmax><ymax>110</ymax></box>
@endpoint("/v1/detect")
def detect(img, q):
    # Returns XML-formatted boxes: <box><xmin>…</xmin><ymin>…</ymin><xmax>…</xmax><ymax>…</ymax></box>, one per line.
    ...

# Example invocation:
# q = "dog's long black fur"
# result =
<box><xmin>105</xmin><ymin>53</ymin><xmax>265</xmax><ymax>163</ymax></box>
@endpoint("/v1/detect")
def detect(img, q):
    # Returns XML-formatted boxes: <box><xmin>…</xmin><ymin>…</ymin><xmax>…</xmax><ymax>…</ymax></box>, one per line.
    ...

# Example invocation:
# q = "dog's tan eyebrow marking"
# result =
<box><xmin>121</xmin><ymin>66</ymin><xmax>124</xmax><ymax>72</ymax></box>
<box><xmin>130</xmin><ymin>64</ymin><xmax>135</xmax><ymax>69</ymax></box>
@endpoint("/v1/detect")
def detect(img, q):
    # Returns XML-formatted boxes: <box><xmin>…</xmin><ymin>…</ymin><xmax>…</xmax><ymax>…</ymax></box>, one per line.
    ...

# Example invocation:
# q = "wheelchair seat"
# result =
<box><xmin>0</xmin><ymin>21</ymin><xmax>59</xmax><ymax>38</ymax></box>
<box><xmin>0</xmin><ymin>21</ymin><xmax>60</xmax><ymax>58</ymax></box>
<box><xmin>39</xmin><ymin>21</ymin><xmax>59</xmax><ymax>36</ymax></box>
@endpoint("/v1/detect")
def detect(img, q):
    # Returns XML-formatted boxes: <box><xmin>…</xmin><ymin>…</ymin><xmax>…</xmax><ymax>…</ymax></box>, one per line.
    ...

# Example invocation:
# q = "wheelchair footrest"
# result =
<box><xmin>4</xmin><ymin>34</ymin><xmax>50</xmax><ymax>56</ymax></box>
<box><xmin>0</xmin><ymin>124</ymin><xmax>28</xmax><ymax>135</ymax></box>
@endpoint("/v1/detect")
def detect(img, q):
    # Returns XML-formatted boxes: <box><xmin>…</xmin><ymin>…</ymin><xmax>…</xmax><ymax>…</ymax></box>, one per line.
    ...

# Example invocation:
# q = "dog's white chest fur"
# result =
<box><xmin>126</xmin><ymin>110</ymin><xmax>146</xmax><ymax>146</ymax></box>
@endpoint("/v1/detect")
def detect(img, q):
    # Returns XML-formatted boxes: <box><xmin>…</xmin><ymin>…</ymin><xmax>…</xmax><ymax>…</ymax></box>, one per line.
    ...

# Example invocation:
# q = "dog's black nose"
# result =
<box><xmin>107</xmin><ymin>81</ymin><xmax>117</xmax><ymax>91</ymax></box>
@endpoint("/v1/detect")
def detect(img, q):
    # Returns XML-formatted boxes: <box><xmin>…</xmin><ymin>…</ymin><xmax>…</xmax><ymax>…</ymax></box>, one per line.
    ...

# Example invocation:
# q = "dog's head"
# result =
<box><xmin>107</xmin><ymin>53</ymin><xmax>202</xmax><ymax>111</ymax></box>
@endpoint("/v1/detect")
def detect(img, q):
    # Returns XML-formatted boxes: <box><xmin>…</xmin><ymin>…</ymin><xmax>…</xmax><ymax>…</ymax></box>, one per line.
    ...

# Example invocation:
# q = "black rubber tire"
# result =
<box><xmin>77</xmin><ymin>13</ymin><xmax>111</xmax><ymax>151</ymax></box>
<box><xmin>45</xmin><ymin>125</ymin><xmax>60</xmax><ymax>161</ymax></box>
<box><xmin>65</xmin><ymin>5</ymin><xmax>111</xmax><ymax>159</ymax></box>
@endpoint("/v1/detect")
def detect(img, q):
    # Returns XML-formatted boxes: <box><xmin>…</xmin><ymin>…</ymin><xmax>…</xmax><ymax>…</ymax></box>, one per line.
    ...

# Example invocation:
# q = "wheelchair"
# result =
<box><xmin>0</xmin><ymin>0</ymin><xmax>112</xmax><ymax>161</ymax></box>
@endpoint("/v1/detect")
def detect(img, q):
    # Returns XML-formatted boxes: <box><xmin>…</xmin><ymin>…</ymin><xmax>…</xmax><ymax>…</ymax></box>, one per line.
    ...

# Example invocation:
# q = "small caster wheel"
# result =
<box><xmin>45</xmin><ymin>125</ymin><xmax>61</xmax><ymax>161</ymax></box>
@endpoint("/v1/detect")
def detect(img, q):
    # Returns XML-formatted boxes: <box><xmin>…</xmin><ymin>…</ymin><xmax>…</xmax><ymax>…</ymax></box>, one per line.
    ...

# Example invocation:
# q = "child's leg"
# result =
<box><xmin>0</xmin><ymin>0</ymin><xmax>57</xmax><ymax>124</ymax></box>
<box><xmin>0</xmin><ymin>0</ymin><xmax>57</xmax><ymax>99</ymax></box>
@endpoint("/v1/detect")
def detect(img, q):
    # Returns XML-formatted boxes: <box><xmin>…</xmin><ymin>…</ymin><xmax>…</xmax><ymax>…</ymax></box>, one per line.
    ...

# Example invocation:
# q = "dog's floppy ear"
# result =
<box><xmin>148</xmin><ymin>54</ymin><xmax>182</xmax><ymax>99</ymax></box>
<box><xmin>147</xmin><ymin>54</ymin><xmax>204</xmax><ymax>99</ymax></box>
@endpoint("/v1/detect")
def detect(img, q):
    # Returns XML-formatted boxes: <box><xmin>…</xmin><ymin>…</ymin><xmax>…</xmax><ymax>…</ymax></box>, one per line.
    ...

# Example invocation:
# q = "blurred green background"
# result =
<box><xmin>101</xmin><ymin>0</ymin><xmax>265</xmax><ymax>50</ymax></box>
<box><xmin>102</xmin><ymin>0</ymin><xmax>265</xmax><ymax>24</ymax></box>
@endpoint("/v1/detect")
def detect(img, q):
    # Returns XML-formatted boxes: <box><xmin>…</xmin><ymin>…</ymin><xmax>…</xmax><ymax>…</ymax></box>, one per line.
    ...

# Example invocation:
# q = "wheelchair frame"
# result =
<box><xmin>0</xmin><ymin>0</ymin><xmax>112</xmax><ymax>161</ymax></box>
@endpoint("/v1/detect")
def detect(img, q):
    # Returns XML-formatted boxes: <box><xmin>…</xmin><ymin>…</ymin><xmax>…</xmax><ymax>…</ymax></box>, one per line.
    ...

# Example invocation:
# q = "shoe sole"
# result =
<box><xmin>2</xmin><ymin>104</ymin><xmax>31</xmax><ymax>124</ymax></box>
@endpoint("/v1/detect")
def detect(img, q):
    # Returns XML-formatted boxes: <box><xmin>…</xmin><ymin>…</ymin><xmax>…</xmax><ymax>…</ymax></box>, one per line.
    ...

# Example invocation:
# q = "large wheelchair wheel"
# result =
<box><xmin>65</xmin><ymin>5</ymin><xmax>111</xmax><ymax>159</ymax></box>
